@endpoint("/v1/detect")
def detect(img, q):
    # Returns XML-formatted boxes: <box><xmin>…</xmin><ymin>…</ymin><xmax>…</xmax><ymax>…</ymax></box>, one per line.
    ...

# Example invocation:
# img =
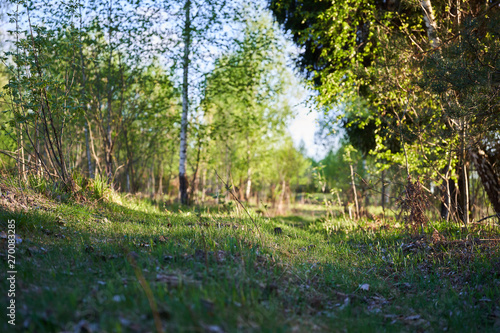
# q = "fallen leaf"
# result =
<box><xmin>359</xmin><ymin>283</ymin><xmax>370</xmax><ymax>291</ymax></box>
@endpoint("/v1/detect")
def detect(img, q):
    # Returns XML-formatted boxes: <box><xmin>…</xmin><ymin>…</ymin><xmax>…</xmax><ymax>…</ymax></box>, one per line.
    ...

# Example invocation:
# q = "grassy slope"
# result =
<box><xmin>1</xmin><ymin>185</ymin><xmax>499</xmax><ymax>332</ymax></box>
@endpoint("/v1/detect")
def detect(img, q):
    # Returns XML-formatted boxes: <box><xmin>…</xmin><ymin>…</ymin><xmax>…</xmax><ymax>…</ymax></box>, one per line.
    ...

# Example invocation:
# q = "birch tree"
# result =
<box><xmin>178</xmin><ymin>0</ymin><xmax>191</xmax><ymax>204</ymax></box>
<box><xmin>420</xmin><ymin>0</ymin><xmax>440</xmax><ymax>48</ymax></box>
<box><xmin>162</xmin><ymin>0</ymin><xmax>239</xmax><ymax>205</ymax></box>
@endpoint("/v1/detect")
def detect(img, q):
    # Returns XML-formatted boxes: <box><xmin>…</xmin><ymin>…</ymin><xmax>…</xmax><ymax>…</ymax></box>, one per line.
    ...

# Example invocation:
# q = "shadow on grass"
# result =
<box><xmin>276</xmin><ymin>214</ymin><xmax>318</xmax><ymax>228</ymax></box>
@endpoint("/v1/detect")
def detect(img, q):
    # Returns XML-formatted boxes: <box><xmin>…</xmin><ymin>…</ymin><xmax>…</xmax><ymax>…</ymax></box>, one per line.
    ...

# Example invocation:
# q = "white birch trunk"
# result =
<box><xmin>463</xmin><ymin>163</ymin><xmax>470</xmax><ymax>225</ymax></box>
<box><xmin>420</xmin><ymin>0</ymin><xmax>440</xmax><ymax>48</ymax></box>
<box><xmin>246</xmin><ymin>168</ymin><xmax>252</xmax><ymax>201</ymax></box>
<box><xmin>106</xmin><ymin>0</ymin><xmax>114</xmax><ymax>183</ymax></box>
<box><xmin>178</xmin><ymin>0</ymin><xmax>191</xmax><ymax>205</ymax></box>
<box><xmin>79</xmin><ymin>7</ymin><xmax>93</xmax><ymax>179</ymax></box>
<box><xmin>462</xmin><ymin>119</ymin><xmax>469</xmax><ymax>225</ymax></box>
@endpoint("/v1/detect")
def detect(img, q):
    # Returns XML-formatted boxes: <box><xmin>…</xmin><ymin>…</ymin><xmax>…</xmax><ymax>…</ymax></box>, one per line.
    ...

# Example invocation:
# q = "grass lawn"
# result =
<box><xmin>1</xmin><ymin>184</ymin><xmax>500</xmax><ymax>332</ymax></box>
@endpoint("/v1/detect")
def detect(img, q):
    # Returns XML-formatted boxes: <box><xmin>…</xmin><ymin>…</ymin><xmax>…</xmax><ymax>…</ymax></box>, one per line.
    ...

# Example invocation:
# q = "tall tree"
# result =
<box><xmin>178</xmin><ymin>0</ymin><xmax>191</xmax><ymax>205</ymax></box>
<box><xmin>269</xmin><ymin>0</ymin><xmax>500</xmax><ymax>220</ymax></box>
<box><xmin>162</xmin><ymin>0</ymin><xmax>237</xmax><ymax>205</ymax></box>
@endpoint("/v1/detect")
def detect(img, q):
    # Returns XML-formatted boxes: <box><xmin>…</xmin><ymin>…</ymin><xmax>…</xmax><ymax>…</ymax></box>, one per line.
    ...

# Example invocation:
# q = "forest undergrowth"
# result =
<box><xmin>1</xmin><ymin>176</ymin><xmax>499</xmax><ymax>333</ymax></box>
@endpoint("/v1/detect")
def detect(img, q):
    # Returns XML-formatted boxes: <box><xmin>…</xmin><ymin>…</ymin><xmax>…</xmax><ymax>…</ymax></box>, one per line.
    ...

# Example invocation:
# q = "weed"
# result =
<box><xmin>91</xmin><ymin>173</ymin><xmax>110</xmax><ymax>200</ymax></box>
<box><xmin>27</xmin><ymin>174</ymin><xmax>49</xmax><ymax>195</ymax></box>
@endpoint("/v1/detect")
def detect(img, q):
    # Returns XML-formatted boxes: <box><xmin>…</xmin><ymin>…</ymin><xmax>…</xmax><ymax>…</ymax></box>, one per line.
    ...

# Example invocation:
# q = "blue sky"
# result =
<box><xmin>287</xmin><ymin>93</ymin><xmax>324</xmax><ymax>160</ymax></box>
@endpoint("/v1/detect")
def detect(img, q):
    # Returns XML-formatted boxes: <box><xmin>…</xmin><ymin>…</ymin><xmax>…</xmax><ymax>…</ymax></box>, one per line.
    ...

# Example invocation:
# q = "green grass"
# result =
<box><xmin>1</xmin><ymin>189</ymin><xmax>499</xmax><ymax>332</ymax></box>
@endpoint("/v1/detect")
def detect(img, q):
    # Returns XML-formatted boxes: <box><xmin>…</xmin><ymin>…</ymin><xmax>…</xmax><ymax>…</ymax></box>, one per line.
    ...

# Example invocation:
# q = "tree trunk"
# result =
<box><xmin>84</xmin><ymin>124</ymin><xmax>93</xmax><ymax>179</ymax></box>
<box><xmin>150</xmin><ymin>161</ymin><xmax>155</xmax><ymax>199</ymax></box>
<box><xmin>126</xmin><ymin>172</ymin><xmax>130</xmax><ymax>193</ymax></box>
<box><xmin>86</xmin><ymin>116</ymin><xmax>101</xmax><ymax>176</ymax></box>
<box><xmin>36</xmin><ymin>121</ymin><xmax>42</xmax><ymax>177</ymax></box>
<box><xmin>157</xmin><ymin>158</ymin><xmax>163</xmax><ymax>198</ymax></box>
<box><xmin>469</xmin><ymin>162</ymin><xmax>482</xmax><ymax>221</ymax></box>
<box><xmin>462</xmin><ymin>162</ymin><xmax>470</xmax><ymax>225</ymax></box>
<box><xmin>79</xmin><ymin>10</ymin><xmax>93</xmax><ymax>180</ymax></box>
<box><xmin>420</xmin><ymin>0</ymin><xmax>440</xmax><ymax>48</ymax></box>
<box><xmin>286</xmin><ymin>181</ymin><xmax>291</xmax><ymax>209</ymax></box>
<box><xmin>238</xmin><ymin>177</ymin><xmax>244</xmax><ymax>200</ymax></box>
<box><xmin>215</xmin><ymin>170</ymin><xmax>220</xmax><ymax>205</ymax></box>
<box><xmin>19</xmin><ymin>124</ymin><xmax>26</xmax><ymax>181</ymax></box>
<box><xmin>470</xmin><ymin>148</ymin><xmax>500</xmax><ymax>217</ymax></box>
<box><xmin>225</xmin><ymin>144</ymin><xmax>231</xmax><ymax>202</ymax></box>
<box><xmin>381</xmin><ymin>169</ymin><xmax>385</xmax><ymax>212</ymax></box>
<box><xmin>350</xmin><ymin>164</ymin><xmax>359</xmax><ymax>219</ymax></box>
<box><xmin>123</xmin><ymin>128</ymin><xmax>135</xmax><ymax>193</ymax></box>
<box><xmin>105</xmin><ymin>0</ymin><xmax>114</xmax><ymax>185</ymax></box>
<box><xmin>178</xmin><ymin>0</ymin><xmax>191</xmax><ymax>205</ymax></box>
<box><xmin>456</xmin><ymin>119</ymin><xmax>470</xmax><ymax>225</ymax></box>
<box><xmin>246</xmin><ymin>168</ymin><xmax>252</xmax><ymax>201</ymax></box>
<box><xmin>441</xmin><ymin>174</ymin><xmax>456</xmax><ymax>221</ymax></box>
<box><xmin>245</xmin><ymin>136</ymin><xmax>251</xmax><ymax>201</ymax></box>
<box><xmin>277</xmin><ymin>179</ymin><xmax>286</xmax><ymax>215</ymax></box>
<box><xmin>201</xmin><ymin>168</ymin><xmax>206</xmax><ymax>203</ymax></box>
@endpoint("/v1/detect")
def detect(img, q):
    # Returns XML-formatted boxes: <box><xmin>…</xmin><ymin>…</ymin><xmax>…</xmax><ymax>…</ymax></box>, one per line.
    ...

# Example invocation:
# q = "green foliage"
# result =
<box><xmin>201</xmin><ymin>9</ymin><xmax>306</xmax><ymax>201</ymax></box>
<box><xmin>27</xmin><ymin>174</ymin><xmax>49</xmax><ymax>194</ymax></box>
<box><xmin>270</xmin><ymin>0</ymin><xmax>500</xmax><ymax>218</ymax></box>
<box><xmin>419</xmin><ymin>14</ymin><xmax>500</xmax><ymax>137</ymax></box>
<box><xmin>91</xmin><ymin>173</ymin><xmax>110</xmax><ymax>200</ymax></box>
<box><xmin>0</xmin><ymin>62</ymin><xmax>16</xmax><ymax>167</ymax></box>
